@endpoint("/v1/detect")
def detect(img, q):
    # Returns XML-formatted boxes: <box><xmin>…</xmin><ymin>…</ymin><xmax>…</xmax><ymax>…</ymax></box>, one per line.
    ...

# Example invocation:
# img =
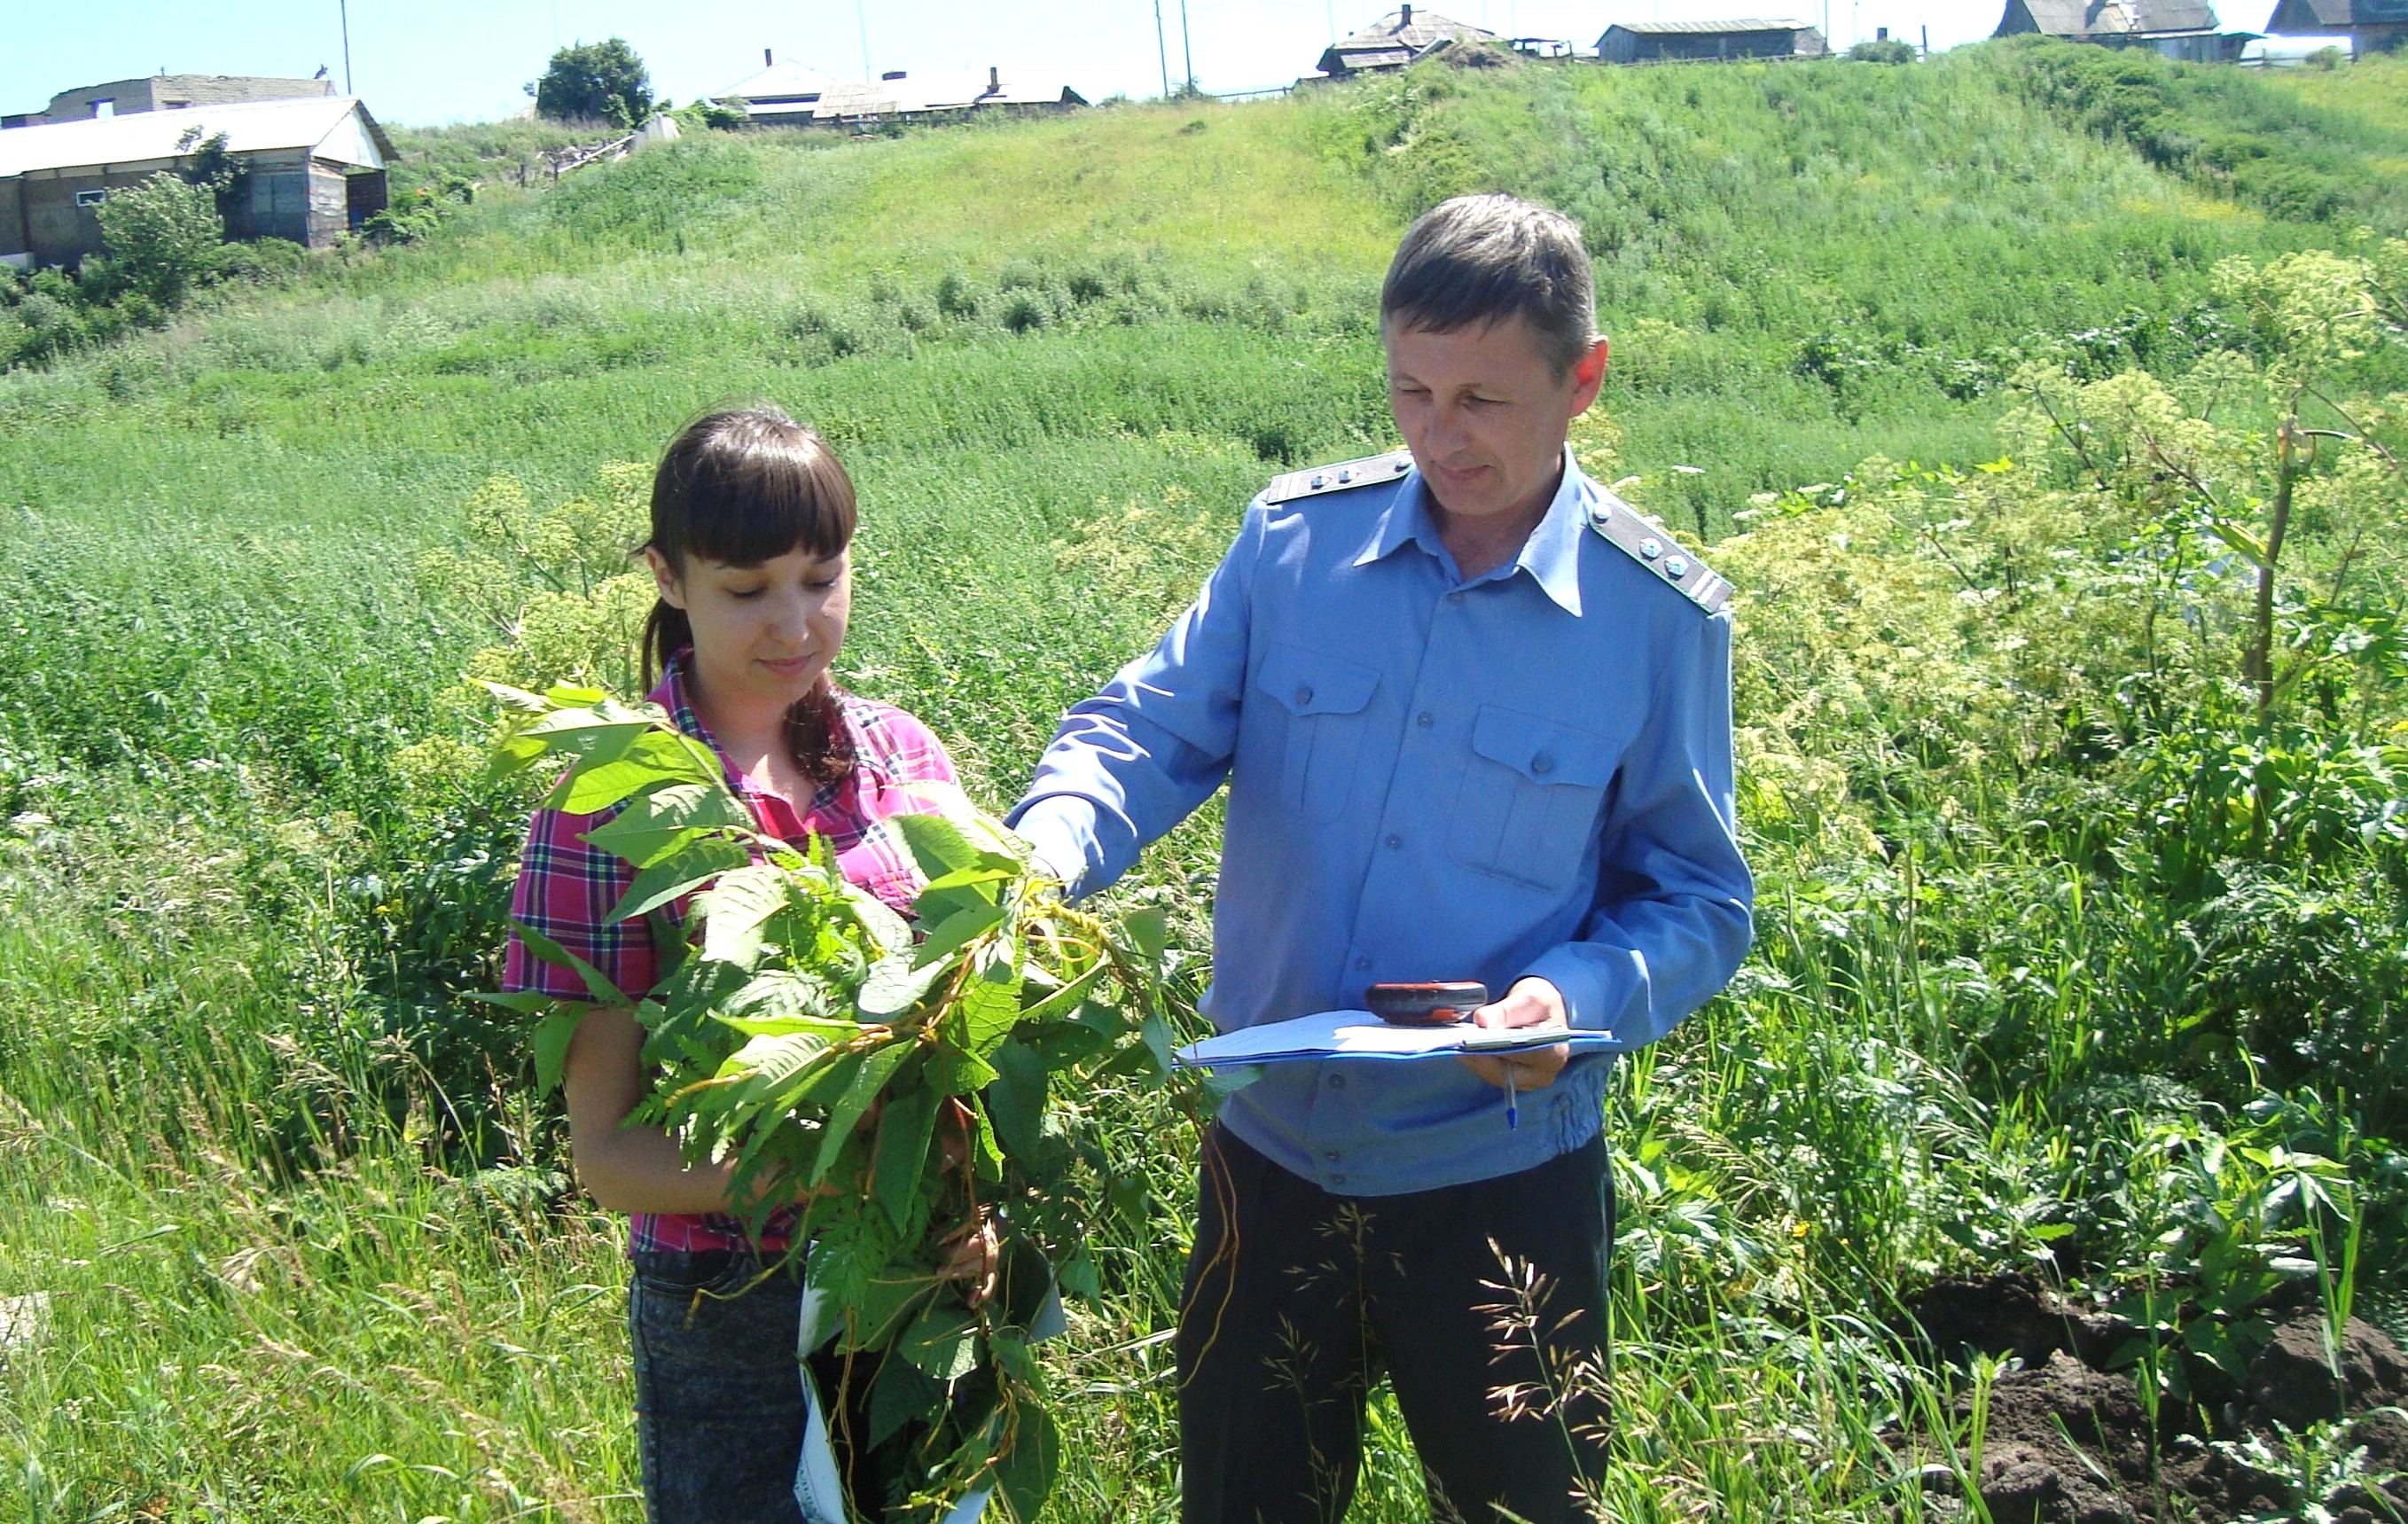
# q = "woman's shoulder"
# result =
<box><xmin>838</xmin><ymin>692</ymin><xmax>956</xmax><ymax>782</ymax></box>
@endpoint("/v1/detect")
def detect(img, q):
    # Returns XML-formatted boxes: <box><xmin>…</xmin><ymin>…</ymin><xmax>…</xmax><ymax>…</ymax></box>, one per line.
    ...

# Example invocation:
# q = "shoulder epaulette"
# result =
<box><xmin>1584</xmin><ymin>496</ymin><xmax>1732</xmax><ymax>615</ymax></box>
<box><xmin>1263</xmin><ymin>449</ymin><xmax>1415</xmax><ymax>505</ymax></box>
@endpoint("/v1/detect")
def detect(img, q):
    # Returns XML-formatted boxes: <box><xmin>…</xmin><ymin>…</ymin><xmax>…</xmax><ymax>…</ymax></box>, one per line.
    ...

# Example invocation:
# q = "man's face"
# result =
<box><xmin>1383</xmin><ymin>314</ymin><xmax>1608</xmax><ymax>526</ymax></box>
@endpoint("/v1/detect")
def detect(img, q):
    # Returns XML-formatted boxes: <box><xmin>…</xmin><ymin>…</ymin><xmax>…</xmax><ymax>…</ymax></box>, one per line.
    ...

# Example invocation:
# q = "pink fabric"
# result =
<box><xmin>503</xmin><ymin>656</ymin><xmax>957</xmax><ymax>1254</ymax></box>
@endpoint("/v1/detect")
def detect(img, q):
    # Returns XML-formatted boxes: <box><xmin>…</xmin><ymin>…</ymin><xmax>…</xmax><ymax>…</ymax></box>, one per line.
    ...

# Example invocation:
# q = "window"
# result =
<box><xmin>74</xmin><ymin>188</ymin><xmax>107</xmax><ymax>207</ymax></box>
<box><xmin>92</xmin><ymin>99</ymin><xmax>114</xmax><ymax>119</ymax></box>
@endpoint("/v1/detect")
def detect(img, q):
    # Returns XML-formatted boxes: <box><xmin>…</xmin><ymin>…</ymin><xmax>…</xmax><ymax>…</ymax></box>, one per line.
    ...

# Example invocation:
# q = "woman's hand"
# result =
<box><xmin>938</xmin><ymin>1206</ymin><xmax>1002</xmax><ymax>1307</ymax></box>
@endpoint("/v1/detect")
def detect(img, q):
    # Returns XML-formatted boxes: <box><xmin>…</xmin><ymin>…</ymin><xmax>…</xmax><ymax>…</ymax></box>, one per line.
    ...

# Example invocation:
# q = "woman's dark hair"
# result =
<box><xmin>641</xmin><ymin>407</ymin><xmax>860</xmax><ymax>784</ymax></box>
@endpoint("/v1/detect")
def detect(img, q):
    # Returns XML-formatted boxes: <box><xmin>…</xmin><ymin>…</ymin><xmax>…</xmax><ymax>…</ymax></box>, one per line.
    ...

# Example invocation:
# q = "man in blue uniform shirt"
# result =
<box><xmin>1011</xmin><ymin>194</ymin><xmax>1754</xmax><ymax>1523</ymax></box>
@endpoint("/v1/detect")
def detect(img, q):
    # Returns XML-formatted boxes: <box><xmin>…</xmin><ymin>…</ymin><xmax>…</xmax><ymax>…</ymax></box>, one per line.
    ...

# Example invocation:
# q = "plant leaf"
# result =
<box><xmin>913</xmin><ymin>902</ymin><xmax>1005</xmax><ymax>970</ymax></box>
<box><xmin>607</xmin><ymin>837</ymin><xmax>751</xmax><ymax>923</ymax></box>
<box><xmin>991</xmin><ymin>1394</ymin><xmax>1060</xmax><ymax>1522</ymax></box>
<box><xmin>812</xmin><ymin>1040</ymin><xmax>915</xmax><ymax>1184</ymax></box>
<box><xmin>948</xmin><ymin>946</ymin><xmax>1023</xmax><ymax>1059</ymax></box>
<box><xmin>716</xmin><ymin>1028</ymin><xmax>838</xmax><ymax>1098</ymax></box>
<box><xmin>859</xmin><ymin>952</ymin><xmax>953</xmax><ymax>1020</ymax></box>
<box><xmin>721</xmin><ymin>969</ymin><xmax>838</xmax><ymax>1021</ymax></box>
<box><xmin>868</xmin><ymin>1356</ymin><xmax>943</xmax><ymax>1450</ymax></box>
<box><xmin>840</xmin><ymin>882</ymin><xmax>911</xmax><ymax>958</ymax></box>
<box><xmin>872</xmin><ymin>1083</ymin><xmax>941</xmax><ymax>1235</ymax></box>
<box><xmin>967</xmin><ymin>1094</ymin><xmax>1005</xmax><ymax>1183</ymax></box>
<box><xmin>697</xmin><ymin>864</ymin><xmax>793</xmax><ymax>968</ymax></box>
<box><xmin>531</xmin><ymin>1008</ymin><xmax>585</xmax><ymax>1093</ymax></box>
<box><xmin>1016</xmin><ymin>960</ymin><xmax>1107</xmax><ymax>1026</ymax></box>
<box><xmin>582</xmin><ymin>783</ymin><xmax>752</xmax><ymax>867</ymax></box>
<box><xmin>508</xmin><ymin>919</ymin><xmax>627</xmax><ymax>1007</ymax></box>
<box><xmin>984</xmin><ymin>1040</ymin><xmax>1048</xmax><ymax>1161</ymax></box>
<box><xmin>899</xmin><ymin>1303</ymin><xmax>981</xmax><ymax>1382</ymax></box>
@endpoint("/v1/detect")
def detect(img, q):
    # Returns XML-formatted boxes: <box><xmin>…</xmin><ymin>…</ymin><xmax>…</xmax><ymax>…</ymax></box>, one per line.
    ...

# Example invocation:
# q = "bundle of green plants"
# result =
<box><xmin>481</xmin><ymin>680</ymin><xmax>1178</xmax><ymax>1520</ymax></box>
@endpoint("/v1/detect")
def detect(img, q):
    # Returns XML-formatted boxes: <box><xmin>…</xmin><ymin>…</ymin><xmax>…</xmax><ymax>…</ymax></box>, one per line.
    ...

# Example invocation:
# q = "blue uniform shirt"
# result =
<box><xmin>1011</xmin><ymin>448</ymin><xmax>1754</xmax><ymax>1195</ymax></box>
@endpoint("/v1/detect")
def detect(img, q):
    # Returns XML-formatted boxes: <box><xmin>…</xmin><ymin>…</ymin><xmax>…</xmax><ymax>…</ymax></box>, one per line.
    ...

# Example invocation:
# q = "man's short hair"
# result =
<box><xmin>1380</xmin><ymin>194</ymin><xmax>1597</xmax><ymax>379</ymax></box>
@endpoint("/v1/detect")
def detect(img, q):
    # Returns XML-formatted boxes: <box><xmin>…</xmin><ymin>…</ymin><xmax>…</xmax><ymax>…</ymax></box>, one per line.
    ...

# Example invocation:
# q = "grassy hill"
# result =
<box><xmin>2</xmin><ymin>43</ymin><xmax>2404</xmax><ymax>1522</ymax></box>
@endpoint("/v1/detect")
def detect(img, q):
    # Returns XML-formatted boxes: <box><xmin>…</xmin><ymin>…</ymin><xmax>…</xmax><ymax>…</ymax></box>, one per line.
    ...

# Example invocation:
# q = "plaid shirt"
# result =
<box><xmin>502</xmin><ymin>655</ymin><xmax>957</xmax><ymax>1254</ymax></box>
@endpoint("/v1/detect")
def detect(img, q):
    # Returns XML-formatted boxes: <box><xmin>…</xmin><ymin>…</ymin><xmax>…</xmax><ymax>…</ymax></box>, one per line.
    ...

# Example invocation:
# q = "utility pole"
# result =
<box><xmin>339</xmin><ymin>0</ymin><xmax>353</xmax><ymax>93</ymax></box>
<box><xmin>856</xmin><ymin>0</ymin><xmax>873</xmax><ymax>81</ymax></box>
<box><xmin>1180</xmin><ymin>0</ymin><xmax>1196</xmax><ymax>92</ymax></box>
<box><xmin>1154</xmin><ymin>0</ymin><xmax>1172</xmax><ymax>97</ymax></box>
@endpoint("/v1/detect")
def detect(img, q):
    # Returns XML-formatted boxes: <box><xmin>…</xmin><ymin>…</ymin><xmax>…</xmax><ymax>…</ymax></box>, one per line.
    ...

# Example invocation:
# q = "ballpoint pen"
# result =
<box><xmin>1505</xmin><ymin>1066</ymin><xmax>1517</xmax><ymax>1130</ymax></box>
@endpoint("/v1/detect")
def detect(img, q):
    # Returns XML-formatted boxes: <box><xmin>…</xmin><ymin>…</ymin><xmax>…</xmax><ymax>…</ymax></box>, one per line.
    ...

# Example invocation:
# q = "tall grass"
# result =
<box><xmin>2</xmin><ymin>51</ymin><xmax>2403</xmax><ymax>1521</ymax></box>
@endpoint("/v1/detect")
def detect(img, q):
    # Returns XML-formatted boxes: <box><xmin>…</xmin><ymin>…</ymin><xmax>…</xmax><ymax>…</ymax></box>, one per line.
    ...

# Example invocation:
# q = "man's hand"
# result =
<box><xmin>1456</xmin><ymin>977</ymin><xmax>1572</xmax><ymax>1091</ymax></box>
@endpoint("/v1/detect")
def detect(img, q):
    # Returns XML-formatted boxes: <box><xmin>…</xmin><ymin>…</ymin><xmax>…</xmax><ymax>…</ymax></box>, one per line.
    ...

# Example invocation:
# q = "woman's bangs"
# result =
<box><xmin>654</xmin><ymin>411</ymin><xmax>858</xmax><ymax>568</ymax></box>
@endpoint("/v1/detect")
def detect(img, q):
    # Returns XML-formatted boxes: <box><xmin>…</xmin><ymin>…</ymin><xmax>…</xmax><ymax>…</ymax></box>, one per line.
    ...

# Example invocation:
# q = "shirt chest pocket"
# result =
<box><xmin>1255</xmin><ymin>644</ymin><xmax>1381</xmax><ymax>821</ymax></box>
<box><xmin>1448</xmin><ymin>706</ymin><xmax>1624</xmax><ymax>893</ymax></box>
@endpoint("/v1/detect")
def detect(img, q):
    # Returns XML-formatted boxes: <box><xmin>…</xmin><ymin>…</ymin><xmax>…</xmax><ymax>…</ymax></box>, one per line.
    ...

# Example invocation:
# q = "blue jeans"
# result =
<box><xmin>627</xmin><ymin>1249</ymin><xmax>929</xmax><ymax>1523</ymax></box>
<box><xmin>628</xmin><ymin>1249</ymin><xmax>809</xmax><ymax>1524</ymax></box>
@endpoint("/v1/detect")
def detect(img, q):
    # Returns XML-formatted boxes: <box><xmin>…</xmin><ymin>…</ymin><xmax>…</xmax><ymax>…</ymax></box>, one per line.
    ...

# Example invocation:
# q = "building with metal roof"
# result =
<box><xmin>711</xmin><ymin>51</ymin><xmax>1083</xmax><ymax>129</ymax></box>
<box><xmin>1596</xmin><ymin>18</ymin><xmax>1831</xmax><ymax>60</ymax></box>
<box><xmin>1</xmin><ymin>95</ymin><xmax>393</xmax><ymax>270</ymax></box>
<box><xmin>2260</xmin><ymin>0</ymin><xmax>2407</xmax><ymax>50</ymax></box>
<box><xmin>1316</xmin><ymin>6</ymin><xmax>1504</xmax><ymax>76</ymax></box>
<box><xmin>1992</xmin><ymin>0</ymin><xmax>2240</xmax><ymax>59</ymax></box>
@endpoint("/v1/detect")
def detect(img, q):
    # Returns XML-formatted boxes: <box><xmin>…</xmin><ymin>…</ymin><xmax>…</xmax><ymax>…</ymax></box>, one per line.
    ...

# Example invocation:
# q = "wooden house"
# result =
<box><xmin>1991</xmin><ymin>0</ymin><xmax>2234</xmax><ymax>59</ymax></box>
<box><xmin>1315</xmin><ymin>6</ymin><xmax>1503</xmax><ymax>76</ymax></box>
<box><xmin>0</xmin><ymin>96</ymin><xmax>393</xmax><ymax>271</ymax></box>
<box><xmin>1596</xmin><ymin>18</ymin><xmax>1830</xmax><ymax>59</ymax></box>
<box><xmin>2260</xmin><ymin>0</ymin><xmax>2407</xmax><ymax>50</ymax></box>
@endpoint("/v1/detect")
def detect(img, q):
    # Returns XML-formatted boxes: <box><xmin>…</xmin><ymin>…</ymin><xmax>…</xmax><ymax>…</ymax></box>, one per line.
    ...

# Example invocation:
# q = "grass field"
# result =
<box><xmin>2</xmin><ymin>40</ymin><xmax>2405</xmax><ymax>1523</ymax></box>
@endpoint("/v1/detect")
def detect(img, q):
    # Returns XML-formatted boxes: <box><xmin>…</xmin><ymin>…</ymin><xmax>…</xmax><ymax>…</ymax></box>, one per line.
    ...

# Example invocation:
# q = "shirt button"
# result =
<box><xmin>1532</xmin><ymin>754</ymin><xmax>1554</xmax><ymax>776</ymax></box>
<box><xmin>1324</xmin><ymin>1150</ymin><xmax>1340</xmax><ymax>1162</ymax></box>
<box><xmin>1447</xmin><ymin>591</ymin><xmax>1464</xmax><ymax>605</ymax></box>
<box><xmin>1294</xmin><ymin>684</ymin><xmax>1314</xmax><ymax>706</ymax></box>
<box><xmin>1354</xmin><ymin>956</ymin><xmax>1370</xmax><ymax>971</ymax></box>
<box><xmin>1327</xmin><ymin>1074</ymin><xmax>1346</xmax><ymax>1090</ymax></box>
<box><xmin>1416</xmin><ymin>711</ymin><xmax>1434</xmax><ymax>728</ymax></box>
<box><xmin>1385</xmin><ymin>833</ymin><xmax>1402</xmax><ymax>849</ymax></box>
<box><xmin>1331</xmin><ymin>1174</ymin><xmax>1348</xmax><ymax>1186</ymax></box>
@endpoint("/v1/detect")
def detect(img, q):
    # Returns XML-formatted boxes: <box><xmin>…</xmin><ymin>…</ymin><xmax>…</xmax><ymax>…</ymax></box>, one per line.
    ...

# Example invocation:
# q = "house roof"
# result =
<box><xmin>0</xmin><ymin>96</ymin><xmax>393</xmax><ymax>178</ymax></box>
<box><xmin>713</xmin><ymin>59</ymin><xmax>848</xmax><ymax>104</ymax></box>
<box><xmin>726</xmin><ymin>67</ymin><xmax>1083</xmax><ymax>123</ymax></box>
<box><xmin>1321</xmin><ymin>9</ymin><xmax>1502</xmax><ymax>71</ymax></box>
<box><xmin>2264</xmin><ymin>0</ymin><xmax>2408</xmax><ymax>23</ymax></box>
<box><xmin>1601</xmin><ymin>17</ymin><xmax>1818</xmax><ymax>31</ymax></box>
<box><xmin>2001</xmin><ymin>0</ymin><xmax>2223</xmax><ymax>35</ymax></box>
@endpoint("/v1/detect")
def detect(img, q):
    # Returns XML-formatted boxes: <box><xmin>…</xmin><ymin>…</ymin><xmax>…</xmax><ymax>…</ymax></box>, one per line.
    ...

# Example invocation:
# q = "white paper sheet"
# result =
<box><xmin>1173</xmin><ymin>1010</ymin><xmax>1622</xmax><ymax>1069</ymax></box>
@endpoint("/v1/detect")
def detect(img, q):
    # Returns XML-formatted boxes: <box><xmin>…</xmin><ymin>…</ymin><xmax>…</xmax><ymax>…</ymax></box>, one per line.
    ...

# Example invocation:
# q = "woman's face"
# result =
<box><xmin>647</xmin><ymin>543</ymin><xmax>852</xmax><ymax>717</ymax></box>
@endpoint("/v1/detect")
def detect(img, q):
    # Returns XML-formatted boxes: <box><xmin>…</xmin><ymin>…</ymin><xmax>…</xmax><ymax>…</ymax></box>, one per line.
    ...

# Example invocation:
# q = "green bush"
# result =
<box><xmin>93</xmin><ymin>171</ymin><xmax>223</xmax><ymax>307</ymax></box>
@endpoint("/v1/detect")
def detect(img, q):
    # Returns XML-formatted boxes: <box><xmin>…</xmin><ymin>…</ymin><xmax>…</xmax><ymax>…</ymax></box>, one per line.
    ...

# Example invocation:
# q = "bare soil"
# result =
<box><xmin>1904</xmin><ymin>1278</ymin><xmax>2408</xmax><ymax>1523</ymax></box>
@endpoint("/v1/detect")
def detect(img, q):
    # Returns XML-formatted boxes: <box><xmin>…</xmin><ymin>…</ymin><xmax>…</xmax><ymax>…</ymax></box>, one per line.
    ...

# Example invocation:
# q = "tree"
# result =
<box><xmin>175</xmin><ymin>127</ymin><xmax>252</xmax><ymax>224</ymax></box>
<box><xmin>95</xmin><ymin>172</ymin><xmax>223</xmax><ymax>308</ymax></box>
<box><xmin>529</xmin><ymin>38</ymin><xmax>653</xmax><ymax>127</ymax></box>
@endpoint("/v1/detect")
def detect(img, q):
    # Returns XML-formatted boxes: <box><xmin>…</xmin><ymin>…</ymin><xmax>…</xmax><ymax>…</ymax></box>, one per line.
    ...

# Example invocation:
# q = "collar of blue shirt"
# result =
<box><xmin>1349</xmin><ymin>445</ymin><xmax>1590</xmax><ymax>618</ymax></box>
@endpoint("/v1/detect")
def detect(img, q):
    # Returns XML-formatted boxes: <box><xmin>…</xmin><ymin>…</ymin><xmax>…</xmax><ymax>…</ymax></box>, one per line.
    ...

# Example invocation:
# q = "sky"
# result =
<box><xmin>5</xmin><ymin>0</ymin><xmax>2017</xmax><ymax>127</ymax></box>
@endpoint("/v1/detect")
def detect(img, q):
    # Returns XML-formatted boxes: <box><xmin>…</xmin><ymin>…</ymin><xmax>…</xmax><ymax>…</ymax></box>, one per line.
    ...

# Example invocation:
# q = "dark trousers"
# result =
<box><xmin>1177</xmin><ymin>1125</ymin><xmax>1615</xmax><ymax>1524</ymax></box>
<box><xmin>628</xmin><ymin>1249</ymin><xmax>919</xmax><ymax>1524</ymax></box>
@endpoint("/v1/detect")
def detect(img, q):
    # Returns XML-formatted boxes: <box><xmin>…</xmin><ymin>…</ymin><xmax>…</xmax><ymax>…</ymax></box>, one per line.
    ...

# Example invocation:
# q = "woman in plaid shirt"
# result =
<box><xmin>503</xmin><ymin>408</ymin><xmax>975</xmax><ymax>1522</ymax></box>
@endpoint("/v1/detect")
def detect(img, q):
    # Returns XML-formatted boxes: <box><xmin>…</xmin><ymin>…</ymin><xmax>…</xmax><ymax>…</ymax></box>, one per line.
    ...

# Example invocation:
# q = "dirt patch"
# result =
<box><xmin>1909</xmin><ymin>1284</ymin><xmax>2408</xmax><ymax>1523</ymax></box>
<box><xmin>1909</xmin><ymin>1274</ymin><xmax>2133</xmax><ymax>1371</ymax></box>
